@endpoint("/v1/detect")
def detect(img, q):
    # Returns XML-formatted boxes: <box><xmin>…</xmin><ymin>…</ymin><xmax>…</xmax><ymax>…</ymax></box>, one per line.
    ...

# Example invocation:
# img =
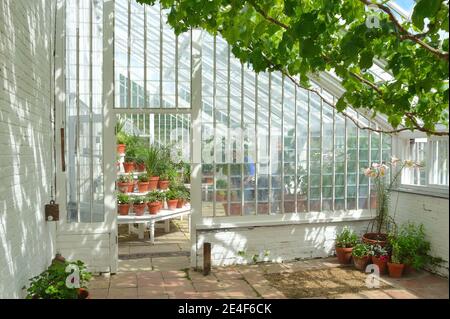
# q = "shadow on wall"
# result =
<box><xmin>0</xmin><ymin>0</ymin><xmax>56</xmax><ymax>298</ymax></box>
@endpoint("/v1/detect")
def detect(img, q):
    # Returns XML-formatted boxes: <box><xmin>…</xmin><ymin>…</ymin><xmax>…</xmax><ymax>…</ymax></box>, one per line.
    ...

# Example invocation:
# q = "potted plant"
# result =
<box><xmin>216</xmin><ymin>179</ymin><xmax>228</xmax><ymax>201</ymax></box>
<box><xmin>370</xmin><ymin>244</ymin><xmax>389</xmax><ymax>275</ymax></box>
<box><xmin>174</xmin><ymin>184</ymin><xmax>190</xmax><ymax>208</ymax></box>
<box><xmin>135</xmin><ymin>147</ymin><xmax>147</xmax><ymax>172</ymax></box>
<box><xmin>335</xmin><ymin>227</ymin><xmax>359</xmax><ymax>264</ymax></box>
<box><xmin>216</xmin><ymin>190</ymin><xmax>227</xmax><ymax>202</ymax></box>
<box><xmin>387</xmin><ymin>240</ymin><xmax>405</xmax><ymax>278</ymax></box>
<box><xmin>137</xmin><ymin>174</ymin><xmax>150</xmax><ymax>193</ymax></box>
<box><xmin>123</xmin><ymin>152</ymin><xmax>135</xmax><ymax>173</ymax></box>
<box><xmin>26</xmin><ymin>258</ymin><xmax>92</xmax><ymax>299</ymax></box>
<box><xmin>117</xmin><ymin>174</ymin><xmax>134</xmax><ymax>193</ymax></box>
<box><xmin>166</xmin><ymin>189</ymin><xmax>179</xmax><ymax>210</ymax></box>
<box><xmin>117</xmin><ymin>193</ymin><xmax>131</xmax><ymax>215</ymax></box>
<box><xmin>142</xmin><ymin>145</ymin><xmax>160</xmax><ymax>190</ymax></box>
<box><xmin>131</xmin><ymin>196</ymin><xmax>146</xmax><ymax>216</ymax></box>
<box><xmin>116</xmin><ymin>119</ymin><xmax>127</xmax><ymax>155</ymax></box>
<box><xmin>362</xmin><ymin>158</ymin><xmax>420</xmax><ymax>246</ymax></box>
<box><xmin>352</xmin><ymin>243</ymin><xmax>371</xmax><ymax>271</ymax></box>
<box><xmin>146</xmin><ymin>191</ymin><xmax>162</xmax><ymax>214</ymax></box>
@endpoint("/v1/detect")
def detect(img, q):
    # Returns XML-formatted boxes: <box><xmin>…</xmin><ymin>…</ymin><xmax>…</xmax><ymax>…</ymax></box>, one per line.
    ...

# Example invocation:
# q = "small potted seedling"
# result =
<box><xmin>352</xmin><ymin>243</ymin><xmax>371</xmax><ymax>271</ymax></box>
<box><xmin>370</xmin><ymin>244</ymin><xmax>389</xmax><ymax>275</ymax></box>
<box><xmin>335</xmin><ymin>227</ymin><xmax>359</xmax><ymax>264</ymax></box>
<box><xmin>137</xmin><ymin>174</ymin><xmax>149</xmax><ymax>193</ymax></box>
<box><xmin>117</xmin><ymin>193</ymin><xmax>131</xmax><ymax>215</ymax></box>
<box><xmin>123</xmin><ymin>150</ymin><xmax>136</xmax><ymax>173</ymax></box>
<box><xmin>117</xmin><ymin>174</ymin><xmax>134</xmax><ymax>193</ymax></box>
<box><xmin>146</xmin><ymin>191</ymin><xmax>161</xmax><ymax>214</ymax></box>
<box><xmin>131</xmin><ymin>196</ymin><xmax>146</xmax><ymax>216</ymax></box>
<box><xmin>166</xmin><ymin>189</ymin><xmax>179</xmax><ymax>210</ymax></box>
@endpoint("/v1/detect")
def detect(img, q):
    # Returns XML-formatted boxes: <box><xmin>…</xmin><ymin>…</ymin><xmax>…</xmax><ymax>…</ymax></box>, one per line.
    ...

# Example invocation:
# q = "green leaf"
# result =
<box><xmin>300</xmin><ymin>38</ymin><xmax>320</xmax><ymax>58</ymax></box>
<box><xmin>359</xmin><ymin>51</ymin><xmax>374</xmax><ymax>69</ymax></box>
<box><xmin>412</xmin><ymin>0</ymin><xmax>441</xmax><ymax>30</ymax></box>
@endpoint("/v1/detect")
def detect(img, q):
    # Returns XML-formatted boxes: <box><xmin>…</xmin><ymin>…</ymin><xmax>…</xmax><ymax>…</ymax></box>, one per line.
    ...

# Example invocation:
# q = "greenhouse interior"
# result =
<box><xmin>0</xmin><ymin>0</ymin><xmax>448</xmax><ymax>300</ymax></box>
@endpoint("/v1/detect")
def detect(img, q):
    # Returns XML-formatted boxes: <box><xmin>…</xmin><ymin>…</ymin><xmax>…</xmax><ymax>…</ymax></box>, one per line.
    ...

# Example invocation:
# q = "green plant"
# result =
<box><xmin>165</xmin><ymin>189</ymin><xmax>179</xmax><ymax>200</ymax></box>
<box><xmin>117</xmin><ymin>193</ymin><xmax>130</xmax><ymax>204</ymax></box>
<box><xmin>117</xmin><ymin>131</ymin><xmax>128</xmax><ymax>145</ymax></box>
<box><xmin>352</xmin><ymin>243</ymin><xmax>370</xmax><ymax>258</ymax></box>
<box><xmin>369</xmin><ymin>244</ymin><xmax>389</xmax><ymax>258</ymax></box>
<box><xmin>171</xmin><ymin>184</ymin><xmax>190</xmax><ymax>201</ymax></box>
<box><xmin>335</xmin><ymin>227</ymin><xmax>359</xmax><ymax>248</ymax></box>
<box><xmin>117</xmin><ymin>174</ymin><xmax>133</xmax><ymax>183</ymax></box>
<box><xmin>216</xmin><ymin>179</ymin><xmax>228</xmax><ymax>189</ymax></box>
<box><xmin>138</xmin><ymin>174</ymin><xmax>149</xmax><ymax>182</ymax></box>
<box><xmin>142</xmin><ymin>145</ymin><xmax>160</xmax><ymax>177</ymax></box>
<box><xmin>26</xmin><ymin>259</ymin><xmax>91</xmax><ymax>299</ymax></box>
<box><xmin>131</xmin><ymin>196</ymin><xmax>146</xmax><ymax>205</ymax></box>
<box><xmin>147</xmin><ymin>190</ymin><xmax>164</xmax><ymax>203</ymax></box>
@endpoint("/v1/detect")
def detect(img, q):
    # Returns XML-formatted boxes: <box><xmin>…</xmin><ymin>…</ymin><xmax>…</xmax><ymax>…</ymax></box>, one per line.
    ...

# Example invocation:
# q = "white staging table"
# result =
<box><xmin>117</xmin><ymin>205</ymin><xmax>191</xmax><ymax>244</ymax></box>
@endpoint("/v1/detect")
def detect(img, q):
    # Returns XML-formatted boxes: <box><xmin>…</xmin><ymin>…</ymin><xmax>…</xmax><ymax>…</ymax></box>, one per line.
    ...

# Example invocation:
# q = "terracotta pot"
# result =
<box><xmin>387</xmin><ymin>262</ymin><xmax>404</xmax><ymax>278</ymax></box>
<box><xmin>335</xmin><ymin>246</ymin><xmax>353</xmax><ymax>264</ymax></box>
<box><xmin>205</xmin><ymin>177</ymin><xmax>213</xmax><ymax>184</ymax></box>
<box><xmin>216</xmin><ymin>193</ymin><xmax>226</xmax><ymax>202</ymax></box>
<box><xmin>158</xmin><ymin>180</ymin><xmax>170</xmax><ymax>190</ymax></box>
<box><xmin>147</xmin><ymin>202</ymin><xmax>160</xmax><ymax>215</ymax></box>
<box><xmin>78</xmin><ymin>288</ymin><xmax>90</xmax><ymax>299</ymax></box>
<box><xmin>362</xmin><ymin>232</ymin><xmax>388</xmax><ymax>247</ymax></box>
<box><xmin>371</xmin><ymin>256</ymin><xmax>388</xmax><ymax>275</ymax></box>
<box><xmin>118</xmin><ymin>204</ymin><xmax>130</xmax><ymax>215</ymax></box>
<box><xmin>137</xmin><ymin>182</ymin><xmax>149</xmax><ymax>193</ymax></box>
<box><xmin>167</xmin><ymin>199</ymin><xmax>179</xmax><ymax>210</ymax></box>
<box><xmin>148</xmin><ymin>176</ymin><xmax>160</xmax><ymax>190</ymax></box>
<box><xmin>135</xmin><ymin>163</ymin><xmax>146</xmax><ymax>172</ymax></box>
<box><xmin>117</xmin><ymin>181</ymin><xmax>134</xmax><ymax>193</ymax></box>
<box><xmin>353</xmin><ymin>255</ymin><xmax>370</xmax><ymax>271</ymax></box>
<box><xmin>177</xmin><ymin>199</ymin><xmax>186</xmax><ymax>208</ymax></box>
<box><xmin>123</xmin><ymin>162</ymin><xmax>135</xmax><ymax>173</ymax></box>
<box><xmin>133</xmin><ymin>203</ymin><xmax>146</xmax><ymax>216</ymax></box>
<box><xmin>117</xmin><ymin>144</ymin><xmax>126</xmax><ymax>155</ymax></box>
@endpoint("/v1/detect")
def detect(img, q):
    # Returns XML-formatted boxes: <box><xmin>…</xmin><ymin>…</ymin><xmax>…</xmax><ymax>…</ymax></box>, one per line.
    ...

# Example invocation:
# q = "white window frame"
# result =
<box><xmin>394</xmin><ymin>135</ymin><xmax>449</xmax><ymax>198</ymax></box>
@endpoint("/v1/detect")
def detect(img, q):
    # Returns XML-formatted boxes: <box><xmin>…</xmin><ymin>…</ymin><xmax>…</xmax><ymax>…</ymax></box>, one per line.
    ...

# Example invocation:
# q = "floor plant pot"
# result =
<box><xmin>158</xmin><ymin>180</ymin><xmax>169</xmax><ymax>190</ymax></box>
<box><xmin>117</xmin><ymin>182</ymin><xmax>134</xmax><ymax>193</ymax></box>
<box><xmin>387</xmin><ymin>262</ymin><xmax>404</xmax><ymax>278</ymax></box>
<box><xmin>335</xmin><ymin>246</ymin><xmax>353</xmax><ymax>264</ymax></box>
<box><xmin>353</xmin><ymin>255</ymin><xmax>370</xmax><ymax>271</ymax></box>
<box><xmin>117</xmin><ymin>144</ymin><xmax>126</xmax><ymax>155</ymax></box>
<box><xmin>133</xmin><ymin>203</ymin><xmax>146</xmax><ymax>216</ymax></box>
<box><xmin>148</xmin><ymin>176</ymin><xmax>159</xmax><ymax>190</ymax></box>
<box><xmin>372</xmin><ymin>256</ymin><xmax>387</xmax><ymax>275</ymax></box>
<box><xmin>167</xmin><ymin>199</ymin><xmax>179</xmax><ymax>210</ymax></box>
<box><xmin>137</xmin><ymin>182</ymin><xmax>149</xmax><ymax>193</ymax></box>
<box><xmin>147</xmin><ymin>202</ymin><xmax>160</xmax><ymax>215</ymax></box>
<box><xmin>362</xmin><ymin>233</ymin><xmax>388</xmax><ymax>247</ymax></box>
<box><xmin>123</xmin><ymin>162</ymin><xmax>135</xmax><ymax>173</ymax></box>
<box><xmin>118</xmin><ymin>204</ymin><xmax>130</xmax><ymax>215</ymax></box>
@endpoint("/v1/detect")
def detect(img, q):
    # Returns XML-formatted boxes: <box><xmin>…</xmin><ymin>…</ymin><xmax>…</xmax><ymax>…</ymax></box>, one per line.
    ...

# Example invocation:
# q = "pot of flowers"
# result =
<box><xmin>116</xmin><ymin>123</ymin><xmax>127</xmax><ymax>155</ymax></box>
<box><xmin>137</xmin><ymin>174</ymin><xmax>150</xmax><ymax>193</ymax></box>
<box><xmin>335</xmin><ymin>227</ymin><xmax>359</xmax><ymax>264</ymax></box>
<box><xmin>352</xmin><ymin>243</ymin><xmax>371</xmax><ymax>271</ymax></box>
<box><xmin>117</xmin><ymin>193</ymin><xmax>131</xmax><ymax>215</ymax></box>
<box><xmin>166</xmin><ymin>189</ymin><xmax>179</xmax><ymax>210</ymax></box>
<box><xmin>370</xmin><ymin>244</ymin><xmax>389</xmax><ymax>275</ymax></box>
<box><xmin>26</xmin><ymin>258</ymin><xmax>92</xmax><ymax>299</ymax></box>
<box><xmin>362</xmin><ymin>158</ymin><xmax>420</xmax><ymax>247</ymax></box>
<box><xmin>117</xmin><ymin>174</ymin><xmax>134</xmax><ymax>193</ymax></box>
<box><xmin>132</xmin><ymin>196</ymin><xmax>146</xmax><ymax>216</ymax></box>
<box><xmin>146</xmin><ymin>191</ymin><xmax>161</xmax><ymax>215</ymax></box>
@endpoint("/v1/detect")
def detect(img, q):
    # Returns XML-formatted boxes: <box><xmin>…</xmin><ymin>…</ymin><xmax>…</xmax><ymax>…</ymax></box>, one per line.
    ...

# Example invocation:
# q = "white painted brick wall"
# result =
<box><xmin>195</xmin><ymin>217</ymin><xmax>372</xmax><ymax>267</ymax></box>
<box><xmin>0</xmin><ymin>0</ymin><xmax>56</xmax><ymax>298</ymax></box>
<box><xmin>390</xmin><ymin>191</ymin><xmax>449</xmax><ymax>277</ymax></box>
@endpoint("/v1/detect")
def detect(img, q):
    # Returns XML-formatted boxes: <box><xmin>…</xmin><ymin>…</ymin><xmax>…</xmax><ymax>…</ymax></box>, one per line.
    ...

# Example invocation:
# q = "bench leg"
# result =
<box><xmin>138</xmin><ymin>223</ymin><xmax>145</xmax><ymax>240</ymax></box>
<box><xmin>150</xmin><ymin>221</ymin><xmax>155</xmax><ymax>244</ymax></box>
<box><xmin>164</xmin><ymin>220</ymin><xmax>170</xmax><ymax>233</ymax></box>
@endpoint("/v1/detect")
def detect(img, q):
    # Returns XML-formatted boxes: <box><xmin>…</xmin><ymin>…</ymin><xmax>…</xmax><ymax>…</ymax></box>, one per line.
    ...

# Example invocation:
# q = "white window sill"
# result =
<box><xmin>394</xmin><ymin>185</ymin><xmax>449</xmax><ymax>199</ymax></box>
<box><xmin>196</xmin><ymin>209</ymin><xmax>375</xmax><ymax>230</ymax></box>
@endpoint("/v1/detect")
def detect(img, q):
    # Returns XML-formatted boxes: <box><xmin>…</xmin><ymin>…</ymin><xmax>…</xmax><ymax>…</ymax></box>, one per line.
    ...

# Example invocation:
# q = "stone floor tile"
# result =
<box><xmin>118</xmin><ymin>258</ymin><xmax>152</xmax><ymax>272</ymax></box>
<box><xmin>87</xmin><ymin>276</ymin><xmax>110</xmax><ymax>289</ymax></box>
<box><xmin>138</xmin><ymin>287</ymin><xmax>168</xmax><ymax>299</ymax></box>
<box><xmin>383</xmin><ymin>288</ymin><xmax>419</xmax><ymax>299</ymax></box>
<box><xmin>107</xmin><ymin>288</ymin><xmax>138</xmax><ymax>299</ymax></box>
<box><xmin>89</xmin><ymin>288</ymin><xmax>108</xmax><ymax>299</ymax></box>
<box><xmin>359</xmin><ymin>290</ymin><xmax>393</xmax><ymax>299</ymax></box>
<box><xmin>110</xmin><ymin>273</ymin><xmax>137</xmax><ymax>288</ymax></box>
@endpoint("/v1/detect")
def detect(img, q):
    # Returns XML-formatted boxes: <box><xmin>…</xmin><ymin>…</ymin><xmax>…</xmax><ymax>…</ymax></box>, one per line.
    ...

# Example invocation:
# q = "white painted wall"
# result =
<box><xmin>194</xmin><ymin>211</ymin><xmax>374</xmax><ymax>267</ymax></box>
<box><xmin>390</xmin><ymin>191</ymin><xmax>449</xmax><ymax>277</ymax></box>
<box><xmin>0</xmin><ymin>0</ymin><xmax>56</xmax><ymax>298</ymax></box>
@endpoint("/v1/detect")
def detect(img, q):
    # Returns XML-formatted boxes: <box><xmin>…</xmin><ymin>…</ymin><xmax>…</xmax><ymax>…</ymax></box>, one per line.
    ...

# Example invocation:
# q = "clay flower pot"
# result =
<box><xmin>118</xmin><ymin>204</ymin><xmax>130</xmax><ymax>215</ymax></box>
<box><xmin>123</xmin><ymin>162</ymin><xmax>135</xmax><ymax>173</ymax></box>
<box><xmin>117</xmin><ymin>144</ymin><xmax>126</xmax><ymax>155</ymax></box>
<box><xmin>362</xmin><ymin>232</ymin><xmax>388</xmax><ymax>247</ymax></box>
<box><xmin>147</xmin><ymin>202</ymin><xmax>160</xmax><ymax>215</ymax></box>
<box><xmin>158</xmin><ymin>180</ymin><xmax>170</xmax><ymax>190</ymax></box>
<box><xmin>135</xmin><ymin>163</ymin><xmax>146</xmax><ymax>172</ymax></box>
<box><xmin>387</xmin><ymin>262</ymin><xmax>405</xmax><ymax>278</ymax></box>
<box><xmin>353</xmin><ymin>255</ymin><xmax>370</xmax><ymax>271</ymax></box>
<box><xmin>148</xmin><ymin>176</ymin><xmax>160</xmax><ymax>190</ymax></box>
<box><xmin>167</xmin><ymin>199</ymin><xmax>179</xmax><ymax>210</ymax></box>
<box><xmin>133</xmin><ymin>203</ymin><xmax>146</xmax><ymax>216</ymax></box>
<box><xmin>117</xmin><ymin>181</ymin><xmax>134</xmax><ymax>193</ymax></box>
<box><xmin>335</xmin><ymin>246</ymin><xmax>353</xmax><ymax>264</ymax></box>
<box><xmin>372</xmin><ymin>256</ymin><xmax>388</xmax><ymax>275</ymax></box>
<box><xmin>177</xmin><ymin>199</ymin><xmax>186</xmax><ymax>208</ymax></box>
<box><xmin>137</xmin><ymin>182</ymin><xmax>149</xmax><ymax>193</ymax></box>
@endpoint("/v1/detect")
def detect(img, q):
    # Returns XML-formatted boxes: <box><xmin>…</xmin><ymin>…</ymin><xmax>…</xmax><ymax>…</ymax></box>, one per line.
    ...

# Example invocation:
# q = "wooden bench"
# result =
<box><xmin>117</xmin><ymin>205</ymin><xmax>191</xmax><ymax>244</ymax></box>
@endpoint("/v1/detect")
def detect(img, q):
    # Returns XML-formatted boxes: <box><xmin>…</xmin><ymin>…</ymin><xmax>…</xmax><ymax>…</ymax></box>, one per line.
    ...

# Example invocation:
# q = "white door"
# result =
<box><xmin>54</xmin><ymin>0</ymin><xmax>117</xmax><ymax>273</ymax></box>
